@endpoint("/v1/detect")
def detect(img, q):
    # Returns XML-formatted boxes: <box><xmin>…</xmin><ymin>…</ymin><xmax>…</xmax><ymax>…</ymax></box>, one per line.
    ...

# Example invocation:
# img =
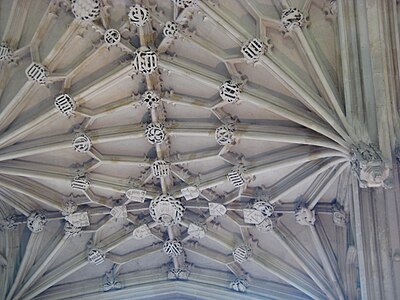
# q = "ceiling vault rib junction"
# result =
<box><xmin>36</xmin><ymin>268</ymin><xmax>310</xmax><ymax>300</ymax></box>
<box><xmin>159</xmin><ymin>54</ymin><xmax>349</xmax><ymax>148</ymax></box>
<box><xmin>197</xmin><ymin>0</ymin><xmax>353</xmax><ymax>146</ymax></box>
<box><xmin>0</xmin><ymin>0</ymin><xmax>398</xmax><ymax>299</ymax></box>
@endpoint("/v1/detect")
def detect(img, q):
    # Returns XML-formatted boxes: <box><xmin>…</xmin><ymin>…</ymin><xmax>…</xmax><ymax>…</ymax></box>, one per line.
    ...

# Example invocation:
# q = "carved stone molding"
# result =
<box><xmin>227</xmin><ymin>165</ymin><xmax>247</xmax><ymax>187</ymax></box>
<box><xmin>295</xmin><ymin>207</ymin><xmax>315</xmax><ymax>226</ymax></box>
<box><xmin>88</xmin><ymin>248</ymin><xmax>105</xmax><ymax>265</ymax></box>
<box><xmin>172</xmin><ymin>0</ymin><xmax>196</xmax><ymax>8</ymax></box>
<box><xmin>145</xmin><ymin>123</ymin><xmax>166</xmax><ymax>144</ymax></box>
<box><xmin>230</xmin><ymin>277</ymin><xmax>249</xmax><ymax>292</ymax></box>
<box><xmin>103</xmin><ymin>267</ymin><xmax>123</xmax><ymax>292</ymax></box>
<box><xmin>110</xmin><ymin>206</ymin><xmax>127</xmax><ymax>220</ymax></box>
<box><xmin>132</xmin><ymin>224</ymin><xmax>151</xmax><ymax>239</ymax></box>
<box><xmin>332</xmin><ymin>203</ymin><xmax>347</xmax><ymax>227</ymax></box>
<box><xmin>219</xmin><ymin>80</ymin><xmax>241</xmax><ymax>103</ymax></box>
<box><xmin>241</xmin><ymin>38</ymin><xmax>265</xmax><ymax>63</ymax></box>
<box><xmin>152</xmin><ymin>160</ymin><xmax>170</xmax><ymax>178</ymax></box>
<box><xmin>149</xmin><ymin>194</ymin><xmax>185</xmax><ymax>226</ymax></box>
<box><xmin>64</xmin><ymin>222</ymin><xmax>82</xmax><ymax>237</ymax></box>
<box><xmin>163</xmin><ymin>21</ymin><xmax>178</xmax><ymax>37</ymax></box>
<box><xmin>232</xmin><ymin>244</ymin><xmax>252</xmax><ymax>264</ymax></box>
<box><xmin>72</xmin><ymin>133</ymin><xmax>92</xmax><ymax>153</ymax></box>
<box><xmin>126</xmin><ymin>188</ymin><xmax>147</xmax><ymax>203</ymax></box>
<box><xmin>27</xmin><ymin>211</ymin><xmax>48</xmax><ymax>233</ymax></box>
<box><xmin>350</xmin><ymin>143</ymin><xmax>390</xmax><ymax>188</ymax></box>
<box><xmin>65</xmin><ymin>212</ymin><xmax>90</xmax><ymax>227</ymax></box>
<box><xmin>181</xmin><ymin>186</ymin><xmax>200</xmax><ymax>201</ymax></box>
<box><xmin>61</xmin><ymin>200</ymin><xmax>78</xmax><ymax>216</ymax></box>
<box><xmin>26</xmin><ymin>62</ymin><xmax>48</xmax><ymax>84</ymax></box>
<box><xmin>163</xmin><ymin>239</ymin><xmax>184</xmax><ymax>257</ymax></box>
<box><xmin>71</xmin><ymin>0</ymin><xmax>100</xmax><ymax>21</ymax></box>
<box><xmin>128</xmin><ymin>5</ymin><xmax>150</xmax><ymax>27</ymax></box>
<box><xmin>0</xmin><ymin>215</ymin><xmax>17</xmax><ymax>230</ymax></box>
<box><xmin>142</xmin><ymin>90</ymin><xmax>160</xmax><ymax>109</ymax></box>
<box><xmin>187</xmin><ymin>223</ymin><xmax>206</xmax><ymax>239</ymax></box>
<box><xmin>209</xmin><ymin>202</ymin><xmax>227</xmax><ymax>216</ymax></box>
<box><xmin>167</xmin><ymin>267</ymin><xmax>190</xmax><ymax>280</ymax></box>
<box><xmin>104</xmin><ymin>29</ymin><xmax>121</xmax><ymax>47</ymax></box>
<box><xmin>323</xmin><ymin>0</ymin><xmax>337</xmax><ymax>18</ymax></box>
<box><xmin>281</xmin><ymin>8</ymin><xmax>306</xmax><ymax>31</ymax></box>
<box><xmin>215</xmin><ymin>124</ymin><xmax>235</xmax><ymax>145</ymax></box>
<box><xmin>132</xmin><ymin>50</ymin><xmax>158</xmax><ymax>74</ymax></box>
<box><xmin>71</xmin><ymin>175</ymin><xmax>90</xmax><ymax>191</ymax></box>
<box><xmin>0</xmin><ymin>42</ymin><xmax>14</xmax><ymax>63</ymax></box>
<box><xmin>256</xmin><ymin>218</ymin><xmax>274</xmax><ymax>232</ymax></box>
<box><xmin>55</xmin><ymin>94</ymin><xmax>76</xmax><ymax>116</ymax></box>
<box><xmin>253</xmin><ymin>200</ymin><xmax>274</xmax><ymax>217</ymax></box>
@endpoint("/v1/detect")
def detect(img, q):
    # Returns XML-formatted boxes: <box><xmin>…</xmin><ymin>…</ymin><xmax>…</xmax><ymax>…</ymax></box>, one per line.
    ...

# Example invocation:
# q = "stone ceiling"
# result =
<box><xmin>0</xmin><ymin>0</ymin><xmax>392</xmax><ymax>299</ymax></box>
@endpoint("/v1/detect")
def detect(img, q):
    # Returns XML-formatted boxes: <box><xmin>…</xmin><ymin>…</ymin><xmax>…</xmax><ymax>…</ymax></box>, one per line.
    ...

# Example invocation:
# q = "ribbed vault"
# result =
<box><xmin>0</xmin><ymin>0</ymin><xmax>394</xmax><ymax>299</ymax></box>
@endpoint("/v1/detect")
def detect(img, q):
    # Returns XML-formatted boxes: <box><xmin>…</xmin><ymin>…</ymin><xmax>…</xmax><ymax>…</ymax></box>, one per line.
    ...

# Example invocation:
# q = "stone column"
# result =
<box><xmin>350</xmin><ymin>169</ymin><xmax>400</xmax><ymax>300</ymax></box>
<box><xmin>338</xmin><ymin>0</ymin><xmax>400</xmax><ymax>298</ymax></box>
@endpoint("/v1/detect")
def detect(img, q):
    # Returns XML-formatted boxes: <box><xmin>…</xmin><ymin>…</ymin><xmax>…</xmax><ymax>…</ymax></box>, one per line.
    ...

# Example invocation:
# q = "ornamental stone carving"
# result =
<box><xmin>172</xmin><ymin>0</ymin><xmax>195</xmax><ymax>8</ymax></box>
<box><xmin>145</xmin><ymin>123</ymin><xmax>166</xmax><ymax>144</ymax></box>
<box><xmin>181</xmin><ymin>186</ymin><xmax>200</xmax><ymax>200</ymax></box>
<box><xmin>149</xmin><ymin>194</ymin><xmax>185</xmax><ymax>226</ymax></box>
<box><xmin>26</xmin><ymin>62</ymin><xmax>48</xmax><ymax>84</ymax></box>
<box><xmin>215</xmin><ymin>124</ymin><xmax>235</xmax><ymax>145</ymax></box>
<box><xmin>220</xmin><ymin>80</ymin><xmax>241</xmax><ymax>103</ymax></box>
<box><xmin>324</xmin><ymin>0</ymin><xmax>337</xmax><ymax>17</ymax></box>
<box><xmin>61</xmin><ymin>200</ymin><xmax>78</xmax><ymax>216</ymax></box>
<box><xmin>163</xmin><ymin>239</ymin><xmax>184</xmax><ymax>257</ymax></box>
<box><xmin>72</xmin><ymin>133</ymin><xmax>92</xmax><ymax>153</ymax></box>
<box><xmin>55</xmin><ymin>94</ymin><xmax>76</xmax><ymax>116</ymax></box>
<box><xmin>142</xmin><ymin>90</ymin><xmax>160</xmax><ymax>109</ymax></box>
<box><xmin>103</xmin><ymin>268</ymin><xmax>122</xmax><ymax>292</ymax></box>
<box><xmin>187</xmin><ymin>223</ymin><xmax>206</xmax><ymax>239</ymax></box>
<box><xmin>27</xmin><ymin>211</ymin><xmax>48</xmax><ymax>233</ymax></box>
<box><xmin>152</xmin><ymin>160</ymin><xmax>170</xmax><ymax>178</ymax></box>
<box><xmin>295</xmin><ymin>207</ymin><xmax>315</xmax><ymax>226</ymax></box>
<box><xmin>350</xmin><ymin>143</ymin><xmax>390</xmax><ymax>188</ymax></box>
<box><xmin>71</xmin><ymin>175</ymin><xmax>90</xmax><ymax>191</ymax></box>
<box><xmin>65</xmin><ymin>212</ymin><xmax>90</xmax><ymax>227</ymax></box>
<box><xmin>243</xmin><ymin>209</ymin><xmax>265</xmax><ymax>225</ymax></box>
<box><xmin>88</xmin><ymin>248</ymin><xmax>105</xmax><ymax>265</ymax></box>
<box><xmin>168</xmin><ymin>267</ymin><xmax>190</xmax><ymax>280</ymax></box>
<box><xmin>163</xmin><ymin>21</ymin><xmax>178</xmax><ymax>37</ymax></box>
<box><xmin>125</xmin><ymin>188</ymin><xmax>146</xmax><ymax>203</ymax></box>
<box><xmin>110</xmin><ymin>206</ymin><xmax>127</xmax><ymax>219</ymax></box>
<box><xmin>132</xmin><ymin>224</ymin><xmax>151</xmax><ymax>239</ymax></box>
<box><xmin>281</xmin><ymin>8</ymin><xmax>305</xmax><ymax>31</ymax></box>
<box><xmin>0</xmin><ymin>215</ymin><xmax>17</xmax><ymax>230</ymax></box>
<box><xmin>333</xmin><ymin>203</ymin><xmax>347</xmax><ymax>227</ymax></box>
<box><xmin>241</xmin><ymin>38</ymin><xmax>265</xmax><ymax>63</ymax></box>
<box><xmin>104</xmin><ymin>29</ymin><xmax>121</xmax><ymax>46</ymax></box>
<box><xmin>71</xmin><ymin>0</ymin><xmax>100</xmax><ymax>21</ymax></box>
<box><xmin>64</xmin><ymin>222</ymin><xmax>82</xmax><ymax>237</ymax></box>
<box><xmin>227</xmin><ymin>165</ymin><xmax>247</xmax><ymax>187</ymax></box>
<box><xmin>256</xmin><ymin>218</ymin><xmax>274</xmax><ymax>232</ymax></box>
<box><xmin>253</xmin><ymin>200</ymin><xmax>274</xmax><ymax>217</ymax></box>
<box><xmin>128</xmin><ymin>5</ymin><xmax>149</xmax><ymax>27</ymax></box>
<box><xmin>209</xmin><ymin>202</ymin><xmax>226</xmax><ymax>216</ymax></box>
<box><xmin>230</xmin><ymin>278</ymin><xmax>249</xmax><ymax>292</ymax></box>
<box><xmin>244</xmin><ymin>200</ymin><xmax>275</xmax><ymax>231</ymax></box>
<box><xmin>232</xmin><ymin>244</ymin><xmax>252</xmax><ymax>263</ymax></box>
<box><xmin>132</xmin><ymin>50</ymin><xmax>158</xmax><ymax>74</ymax></box>
<box><xmin>396</xmin><ymin>146</ymin><xmax>400</xmax><ymax>163</ymax></box>
<box><xmin>0</xmin><ymin>42</ymin><xmax>14</xmax><ymax>63</ymax></box>
<box><xmin>103</xmin><ymin>278</ymin><xmax>122</xmax><ymax>292</ymax></box>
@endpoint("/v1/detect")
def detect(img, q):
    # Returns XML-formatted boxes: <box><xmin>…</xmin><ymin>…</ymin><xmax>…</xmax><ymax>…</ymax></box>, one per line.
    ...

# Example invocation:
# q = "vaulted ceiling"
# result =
<box><xmin>0</xmin><ymin>0</ymin><xmax>384</xmax><ymax>299</ymax></box>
